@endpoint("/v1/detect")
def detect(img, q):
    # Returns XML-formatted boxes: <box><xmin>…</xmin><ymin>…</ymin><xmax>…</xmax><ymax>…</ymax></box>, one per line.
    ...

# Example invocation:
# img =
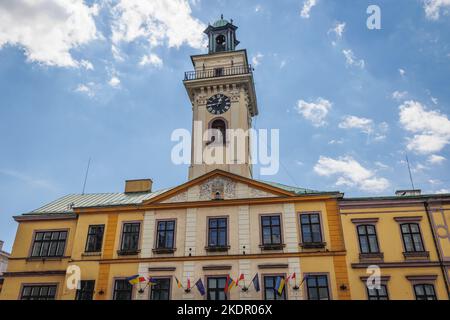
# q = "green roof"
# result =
<box><xmin>257</xmin><ymin>180</ymin><xmax>337</xmax><ymax>195</ymax></box>
<box><xmin>21</xmin><ymin>177</ymin><xmax>337</xmax><ymax>216</ymax></box>
<box><xmin>213</xmin><ymin>18</ymin><xmax>229</xmax><ymax>27</ymax></box>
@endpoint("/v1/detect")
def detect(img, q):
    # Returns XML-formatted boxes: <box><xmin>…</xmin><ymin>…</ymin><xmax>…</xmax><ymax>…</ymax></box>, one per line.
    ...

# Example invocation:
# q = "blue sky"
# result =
<box><xmin>1</xmin><ymin>0</ymin><xmax>450</xmax><ymax>252</ymax></box>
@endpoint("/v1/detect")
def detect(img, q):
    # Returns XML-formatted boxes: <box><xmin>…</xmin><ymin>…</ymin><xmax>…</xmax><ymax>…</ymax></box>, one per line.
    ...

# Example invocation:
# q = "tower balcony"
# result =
<box><xmin>184</xmin><ymin>65</ymin><xmax>253</xmax><ymax>81</ymax></box>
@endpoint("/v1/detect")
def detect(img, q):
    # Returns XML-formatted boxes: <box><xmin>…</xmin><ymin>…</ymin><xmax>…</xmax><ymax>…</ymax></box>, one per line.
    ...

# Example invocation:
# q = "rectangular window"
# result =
<box><xmin>401</xmin><ymin>223</ymin><xmax>425</xmax><ymax>252</ymax></box>
<box><xmin>156</xmin><ymin>220</ymin><xmax>175</xmax><ymax>249</ymax></box>
<box><xmin>75</xmin><ymin>280</ymin><xmax>95</xmax><ymax>300</ymax></box>
<box><xmin>208</xmin><ymin>218</ymin><xmax>227</xmax><ymax>247</ymax></box>
<box><xmin>207</xmin><ymin>277</ymin><xmax>227</xmax><ymax>300</ymax></box>
<box><xmin>30</xmin><ymin>230</ymin><xmax>67</xmax><ymax>258</ymax></box>
<box><xmin>367</xmin><ymin>284</ymin><xmax>389</xmax><ymax>300</ymax></box>
<box><xmin>300</xmin><ymin>213</ymin><xmax>323</xmax><ymax>244</ymax></box>
<box><xmin>85</xmin><ymin>225</ymin><xmax>104</xmax><ymax>253</ymax></box>
<box><xmin>357</xmin><ymin>225</ymin><xmax>380</xmax><ymax>254</ymax></box>
<box><xmin>150</xmin><ymin>278</ymin><xmax>171</xmax><ymax>300</ymax></box>
<box><xmin>414</xmin><ymin>284</ymin><xmax>437</xmax><ymax>300</ymax></box>
<box><xmin>261</xmin><ymin>215</ymin><xmax>282</xmax><ymax>246</ymax></box>
<box><xmin>113</xmin><ymin>279</ymin><xmax>133</xmax><ymax>300</ymax></box>
<box><xmin>306</xmin><ymin>275</ymin><xmax>330</xmax><ymax>300</ymax></box>
<box><xmin>21</xmin><ymin>285</ymin><xmax>57</xmax><ymax>300</ymax></box>
<box><xmin>263</xmin><ymin>276</ymin><xmax>286</xmax><ymax>300</ymax></box>
<box><xmin>120</xmin><ymin>222</ymin><xmax>140</xmax><ymax>252</ymax></box>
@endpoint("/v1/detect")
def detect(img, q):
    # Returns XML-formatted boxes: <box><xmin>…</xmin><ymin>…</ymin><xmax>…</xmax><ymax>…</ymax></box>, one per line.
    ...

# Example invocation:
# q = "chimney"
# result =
<box><xmin>125</xmin><ymin>179</ymin><xmax>153</xmax><ymax>193</ymax></box>
<box><xmin>0</xmin><ymin>240</ymin><xmax>3</xmax><ymax>251</ymax></box>
<box><xmin>395</xmin><ymin>189</ymin><xmax>421</xmax><ymax>197</ymax></box>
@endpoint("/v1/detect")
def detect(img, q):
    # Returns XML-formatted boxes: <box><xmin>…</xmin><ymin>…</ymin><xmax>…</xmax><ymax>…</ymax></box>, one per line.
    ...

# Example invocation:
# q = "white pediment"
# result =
<box><xmin>160</xmin><ymin>176</ymin><xmax>280</xmax><ymax>203</ymax></box>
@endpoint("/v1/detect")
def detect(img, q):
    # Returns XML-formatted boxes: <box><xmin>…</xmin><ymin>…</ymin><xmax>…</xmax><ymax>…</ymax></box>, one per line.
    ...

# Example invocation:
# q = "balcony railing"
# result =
<box><xmin>184</xmin><ymin>65</ymin><xmax>253</xmax><ymax>81</ymax></box>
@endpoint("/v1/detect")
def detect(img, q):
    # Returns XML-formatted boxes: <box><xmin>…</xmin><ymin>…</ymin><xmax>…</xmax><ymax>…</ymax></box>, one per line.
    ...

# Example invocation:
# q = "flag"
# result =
<box><xmin>175</xmin><ymin>277</ymin><xmax>183</xmax><ymax>289</ymax></box>
<box><xmin>195</xmin><ymin>279</ymin><xmax>206</xmax><ymax>296</ymax></box>
<box><xmin>275</xmin><ymin>276</ymin><xmax>285</xmax><ymax>296</ymax></box>
<box><xmin>236</xmin><ymin>273</ymin><xmax>245</xmax><ymax>286</ymax></box>
<box><xmin>148</xmin><ymin>277</ymin><xmax>157</xmax><ymax>286</ymax></box>
<box><xmin>252</xmin><ymin>273</ymin><xmax>260</xmax><ymax>292</ymax></box>
<box><xmin>138</xmin><ymin>276</ymin><xmax>146</xmax><ymax>283</ymax></box>
<box><xmin>224</xmin><ymin>275</ymin><xmax>236</xmax><ymax>293</ymax></box>
<box><xmin>187</xmin><ymin>278</ymin><xmax>191</xmax><ymax>289</ymax></box>
<box><xmin>126</xmin><ymin>274</ymin><xmax>140</xmax><ymax>285</ymax></box>
<box><xmin>286</xmin><ymin>272</ymin><xmax>296</xmax><ymax>284</ymax></box>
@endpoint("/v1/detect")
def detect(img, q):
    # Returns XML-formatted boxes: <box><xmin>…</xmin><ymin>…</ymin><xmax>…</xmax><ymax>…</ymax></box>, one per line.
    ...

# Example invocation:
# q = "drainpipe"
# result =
<box><xmin>424</xmin><ymin>201</ymin><xmax>450</xmax><ymax>300</ymax></box>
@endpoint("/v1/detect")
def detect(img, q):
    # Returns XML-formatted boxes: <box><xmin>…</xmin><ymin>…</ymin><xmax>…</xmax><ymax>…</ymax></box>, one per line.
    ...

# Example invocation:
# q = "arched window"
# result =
<box><xmin>215</xmin><ymin>34</ymin><xmax>226</xmax><ymax>52</ymax></box>
<box><xmin>208</xmin><ymin>118</ymin><xmax>227</xmax><ymax>145</ymax></box>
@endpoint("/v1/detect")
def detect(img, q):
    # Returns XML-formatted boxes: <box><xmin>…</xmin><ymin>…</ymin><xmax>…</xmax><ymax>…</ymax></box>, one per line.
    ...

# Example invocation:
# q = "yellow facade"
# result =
<box><xmin>340</xmin><ymin>196</ymin><xmax>450</xmax><ymax>300</ymax></box>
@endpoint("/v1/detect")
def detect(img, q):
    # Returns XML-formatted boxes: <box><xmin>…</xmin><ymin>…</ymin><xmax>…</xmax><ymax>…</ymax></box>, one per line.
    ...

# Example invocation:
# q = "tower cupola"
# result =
<box><xmin>204</xmin><ymin>15</ymin><xmax>240</xmax><ymax>53</ymax></box>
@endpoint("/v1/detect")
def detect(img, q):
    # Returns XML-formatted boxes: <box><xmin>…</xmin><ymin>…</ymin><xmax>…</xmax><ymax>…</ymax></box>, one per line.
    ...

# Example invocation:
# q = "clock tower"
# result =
<box><xmin>183</xmin><ymin>16</ymin><xmax>258</xmax><ymax>180</ymax></box>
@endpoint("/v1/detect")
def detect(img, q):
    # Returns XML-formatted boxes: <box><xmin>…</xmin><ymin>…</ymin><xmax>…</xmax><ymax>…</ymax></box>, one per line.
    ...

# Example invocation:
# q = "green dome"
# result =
<box><xmin>213</xmin><ymin>18</ymin><xmax>229</xmax><ymax>27</ymax></box>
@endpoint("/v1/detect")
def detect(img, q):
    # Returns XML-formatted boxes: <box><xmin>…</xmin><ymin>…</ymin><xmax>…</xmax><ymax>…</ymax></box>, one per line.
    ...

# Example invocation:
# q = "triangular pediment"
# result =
<box><xmin>143</xmin><ymin>170</ymin><xmax>294</xmax><ymax>205</ymax></box>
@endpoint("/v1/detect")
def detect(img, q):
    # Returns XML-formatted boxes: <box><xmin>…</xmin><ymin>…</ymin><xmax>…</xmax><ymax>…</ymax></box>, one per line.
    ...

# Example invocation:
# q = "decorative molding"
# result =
<box><xmin>351</xmin><ymin>261</ymin><xmax>448</xmax><ymax>269</ymax></box>
<box><xmin>14</xmin><ymin>214</ymin><xmax>77</xmax><ymax>222</ymax></box>
<box><xmin>360</xmin><ymin>275</ymin><xmax>391</xmax><ymax>282</ymax></box>
<box><xmin>394</xmin><ymin>216</ymin><xmax>423</xmax><ymax>223</ymax></box>
<box><xmin>405</xmin><ymin>275</ymin><xmax>438</xmax><ymax>282</ymax></box>
<box><xmin>3</xmin><ymin>270</ymin><xmax>66</xmax><ymax>277</ymax></box>
<box><xmin>161</xmin><ymin>191</ymin><xmax>188</xmax><ymax>203</ymax></box>
<box><xmin>202</xmin><ymin>265</ymin><xmax>232</xmax><ymax>271</ymax></box>
<box><xmin>258</xmin><ymin>264</ymin><xmax>289</xmax><ymax>269</ymax></box>
<box><xmin>351</xmin><ymin>218</ymin><xmax>379</xmax><ymax>224</ymax></box>
<box><xmin>147</xmin><ymin>267</ymin><xmax>176</xmax><ymax>272</ymax></box>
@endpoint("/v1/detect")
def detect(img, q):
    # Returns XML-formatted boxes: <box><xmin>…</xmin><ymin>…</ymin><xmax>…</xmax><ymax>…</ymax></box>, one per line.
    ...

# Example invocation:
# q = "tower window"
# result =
<box><xmin>215</xmin><ymin>34</ymin><xmax>226</xmax><ymax>52</ymax></box>
<box><xmin>208</xmin><ymin>119</ymin><xmax>227</xmax><ymax>145</ymax></box>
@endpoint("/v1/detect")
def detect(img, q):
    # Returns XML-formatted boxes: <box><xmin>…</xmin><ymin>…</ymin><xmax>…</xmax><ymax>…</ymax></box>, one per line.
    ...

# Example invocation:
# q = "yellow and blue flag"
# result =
<box><xmin>126</xmin><ymin>274</ymin><xmax>140</xmax><ymax>285</ymax></box>
<box><xmin>275</xmin><ymin>276</ymin><xmax>285</xmax><ymax>296</ymax></box>
<box><xmin>148</xmin><ymin>277</ymin><xmax>157</xmax><ymax>286</ymax></box>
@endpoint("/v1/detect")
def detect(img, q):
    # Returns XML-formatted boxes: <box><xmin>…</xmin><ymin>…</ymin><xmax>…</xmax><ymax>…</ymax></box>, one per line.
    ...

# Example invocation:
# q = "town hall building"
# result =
<box><xmin>1</xmin><ymin>17</ymin><xmax>449</xmax><ymax>301</ymax></box>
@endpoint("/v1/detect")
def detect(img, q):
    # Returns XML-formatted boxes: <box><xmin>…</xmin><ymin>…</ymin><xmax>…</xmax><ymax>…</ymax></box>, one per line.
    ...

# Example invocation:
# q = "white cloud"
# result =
<box><xmin>329</xmin><ymin>22</ymin><xmax>346</xmax><ymax>39</ymax></box>
<box><xmin>375</xmin><ymin>161</ymin><xmax>390</xmax><ymax>170</ymax></box>
<box><xmin>431</xmin><ymin>97</ymin><xmax>438</xmax><ymax>105</ymax></box>
<box><xmin>252</xmin><ymin>52</ymin><xmax>264</xmax><ymax>67</ymax></box>
<box><xmin>0</xmin><ymin>0</ymin><xmax>98</xmax><ymax>68</ymax></box>
<box><xmin>423</xmin><ymin>0</ymin><xmax>450</xmax><ymax>20</ymax></box>
<box><xmin>75</xmin><ymin>83</ymin><xmax>95</xmax><ymax>97</ymax></box>
<box><xmin>429</xmin><ymin>179</ymin><xmax>442</xmax><ymax>185</ymax></box>
<box><xmin>108</xmin><ymin>76</ymin><xmax>121</xmax><ymax>88</ymax></box>
<box><xmin>111</xmin><ymin>0</ymin><xmax>206</xmax><ymax>49</ymax></box>
<box><xmin>436</xmin><ymin>188</ymin><xmax>450</xmax><ymax>194</ymax></box>
<box><xmin>342</xmin><ymin>49</ymin><xmax>365</xmax><ymax>69</ymax></box>
<box><xmin>338</xmin><ymin>116</ymin><xmax>388</xmax><ymax>141</ymax></box>
<box><xmin>139</xmin><ymin>53</ymin><xmax>163</xmax><ymax>68</ymax></box>
<box><xmin>427</xmin><ymin>154</ymin><xmax>446</xmax><ymax>164</ymax></box>
<box><xmin>300</xmin><ymin>0</ymin><xmax>317</xmax><ymax>18</ymax></box>
<box><xmin>392</xmin><ymin>91</ymin><xmax>408</xmax><ymax>101</ymax></box>
<box><xmin>295</xmin><ymin>98</ymin><xmax>332</xmax><ymax>127</ymax></box>
<box><xmin>280</xmin><ymin>60</ymin><xmax>287</xmax><ymax>68</ymax></box>
<box><xmin>399</xmin><ymin>68</ymin><xmax>406</xmax><ymax>77</ymax></box>
<box><xmin>328</xmin><ymin>139</ymin><xmax>344</xmax><ymax>145</ymax></box>
<box><xmin>255</xmin><ymin>5</ymin><xmax>262</xmax><ymax>12</ymax></box>
<box><xmin>0</xmin><ymin>169</ymin><xmax>55</xmax><ymax>190</ymax></box>
<box><xmin>339</xmin><ymin>116</ymin><xmax>374</xmax><ymax>134</ymax></box>
<box><xmin>314</xmin><ymin>156</ymin><xmax>390</xmax><ymax>193</ymax></box>
<box><xmin>399</xmin><ymin>100</ymin><xmax>450</xmax><ymax>154</ymax></box>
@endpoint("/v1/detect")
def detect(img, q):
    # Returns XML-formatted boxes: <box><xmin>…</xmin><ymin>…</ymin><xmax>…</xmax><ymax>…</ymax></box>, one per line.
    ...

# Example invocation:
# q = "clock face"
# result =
<box><xmin>206</xmin><ymin>94</ymin><xmax>231</xmax><ymax>115</ymax></box>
